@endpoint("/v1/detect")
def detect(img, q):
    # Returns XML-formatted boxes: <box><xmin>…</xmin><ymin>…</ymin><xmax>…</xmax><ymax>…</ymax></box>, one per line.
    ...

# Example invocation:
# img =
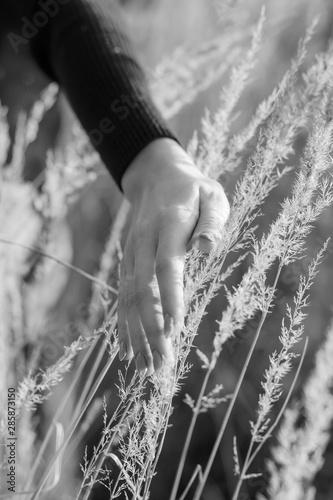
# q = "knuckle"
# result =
<box><xmin>146</xmin><ymin>323</ymin><xmax>164</xmax><ymax>342</ymax></box>
<box><xmin>199</xmin><ymin>217</ymin><xmax>224</xmax><ymax>237</ymax></box>
<box><xmin>203</xmin><ymin>180</ymin><xmax>230</xmax><ymax>212</ymax></box>
<box><xmin>201</xmin><ymin>202</ymin><xmax>230</xmax><ymax>232</ymax></box>
<box><xmin>133</xmin><ymin>281</ymin><xmax>150</xmax><ymax>306</ymax></box>
<box><xmin>118</xmin><ymin>287</ymin><xmax>126</xmax><ymax>309</ymax></box>
<box><xmin>124</xmin><ymin>288</ymin><xmax>135</xmax><ymax>309</ymax></box>
<box><xmin>155</xmin><ymin>255</ymin><xmax>173</xmax><ymax>276</ymax></box>
<box><xmin>133</xmin><ymin>277</ymin><xmax>160</xmax><ymax>306</ymax></box>
<box><xmin>158</xmin><ymin>206</ymin><xmax>195</xmax><ymax>227</ymax></box>
<box><xmin>166</xmin><ymin>275</ymin><xmax>185</xmax><ymax>293</ymax></box>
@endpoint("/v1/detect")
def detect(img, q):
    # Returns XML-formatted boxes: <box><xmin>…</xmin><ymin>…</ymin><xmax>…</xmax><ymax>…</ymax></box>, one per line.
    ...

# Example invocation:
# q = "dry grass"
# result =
<box><xmin>1</xmin><ymin>1</ymin><xmax>333</xmax><ymax>499</ymax></box>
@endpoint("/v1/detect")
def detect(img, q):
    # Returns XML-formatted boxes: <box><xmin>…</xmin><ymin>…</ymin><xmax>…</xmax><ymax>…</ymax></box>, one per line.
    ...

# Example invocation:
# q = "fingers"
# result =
<box><xmin>190</xmin><ymin>184</ymin><xmax>230</xmax><ymax>253</ymax></box>
<box><xmin>118</xmin><ymin>218</ymin><xmax>184</xmax><ymax>377</ymax></box>
<box><xmin>118</xmin><ymin>245</ymin><xmax>153</xmax><ymax>376</ymax></box>
<box><xmin>117</xmin><ymin>261</ymin><xmax>133</xmax><ymax>362</ymax></box>
<box><xmin>127</xmin><ymin>292</ymin><xmax>154</xmax><ymax>377</ymax></box>
<box><xmin>118</xmin><ymin>255</ymin><xmax>154</xmax><ymax>377</ymax></box>
<box><xmin>133</xmin><ymin>251</ymin><xmax>174</xmax><ymax>371</ymax></box>
<box><xmin>118</xmin><ymin>230</ymin><xmax>175</xmax><ymax>377</ymax></box>
<box><xmin>156</xmin><ymin>218</ymin><xmax>187</xmax><ymax>338</ymax></box>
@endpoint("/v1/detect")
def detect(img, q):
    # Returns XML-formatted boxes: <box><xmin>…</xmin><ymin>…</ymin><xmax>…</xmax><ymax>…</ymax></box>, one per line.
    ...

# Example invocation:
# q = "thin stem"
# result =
<box><xmin>193</xmin><ymin>264</ymin><xmax>283</xmax><ymax>500</ymax></box>
<box><xmin>245</xmin><ymin>336</ymin><xmax>308</xmax><ymax>472</ymax></box>
<box><xmin>232</xmin><ymin>433</ymin><xmax>255</xmax><ymax>500</ymax></box>
<box><xmin>72</xmin><ymin>336</ymin><xmax>108</xmax><ymax>425</ymax></box>
<box><xmin>63</xmin><ymin>335</ymin><xmax>113</xmax><ymax>463</ymax></box>
<box><xmin>31</xmin><ymin>339</ymin><xmax>118</xmax><ymax>500</ymax></box>
<box><xmin>142</xmin><ymin>343</ymin><xmax>182</xmax><ymax>499</ymax></box>
<box><xmin>0</xmin><ymin>237</ymin><xmax>117</xmax><ymax>295</ymax></box>
<box><xmin>179</xmin><ymin>465</ymin><xmax>203</xmax><ymax>500</ymax></box>
<box><xmin>25</xmin><ymin>295</ymin><xmax>117</xmax><ymax>495</ymax></box>
<box><xmin>76</xmin><ymin>368</ymin><xmax>136</xmax><ymax>498</ymax></box>
<box><xmin>231</xmin><ymin>337</ymin><xmax>308</xmax><ymax>500</ymax></box>
<box><xmin>169</xmin><ymin>367</ymin><xmax>212</xmax><ymax>500</ymax></box>
<box><xmin>24</xmin><ymin>336</ymin><xmax>100</xmax><ymax>494</ymax></box>
<box><xmin>87</xmin><ymin>397</ymin><xmax>135</xmax><ymax>500</ymax></box>
<box><xmin>169</xmin><ymin>253</ymin><xmax>228</xmax><ymax>500</ymax></box>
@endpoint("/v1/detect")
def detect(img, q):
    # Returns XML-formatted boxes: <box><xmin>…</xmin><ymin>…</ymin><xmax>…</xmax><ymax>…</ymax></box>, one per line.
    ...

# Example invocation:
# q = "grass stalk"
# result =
<box><xmin>192</xmin><ymin>264</ymin><xmax>283</xmax><ymax>500</ymax></box>
<box><xmin>231</xmin><ymin>337</ymin><xmax>308</xmax><ymax>500</ymax></box>
<box><xmin>169</xmin><ymin>253</ymin><xmax>229</xmax><ymax>500</ymax></box>
<box><xmin>169</xmin><ymin>367</ymin><xmax>211</xmax><ymax>500</ymax></box>
<box><xmin>30</xmin><ymin>337</ymin><xmax>118</xmax><ymax>499</ymax></box>
<box><xmin>0</xmin><ymin>237</ymin><xmax>117</xmax><ymax>295</ymax></box>
<box><xmin>23</xmin><ymin>336</ymin><xmax>100</xmax><ymax>494</ymax></box>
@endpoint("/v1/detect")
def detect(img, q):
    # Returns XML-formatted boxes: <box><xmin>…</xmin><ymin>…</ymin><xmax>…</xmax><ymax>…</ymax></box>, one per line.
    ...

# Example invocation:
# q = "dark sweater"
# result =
<box><xmin>0</xmin><ymin>0</ymin><xmax>177</xmax><ymax>189</ymax></box>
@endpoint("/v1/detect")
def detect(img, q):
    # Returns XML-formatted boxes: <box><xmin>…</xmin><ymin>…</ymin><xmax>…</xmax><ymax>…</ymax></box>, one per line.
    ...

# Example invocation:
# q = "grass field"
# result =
<box><xmin>1</xmin><ymin>1</ymin><xmax>333</xmax><ymax>499</ymax></box>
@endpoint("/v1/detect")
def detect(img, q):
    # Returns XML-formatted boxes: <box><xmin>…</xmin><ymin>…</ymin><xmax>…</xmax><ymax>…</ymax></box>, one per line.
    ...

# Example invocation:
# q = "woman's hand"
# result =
<box><xmin>118</xmin><ymin>138</ymin><xmax>229</xmax><ymax>376</ymax></box>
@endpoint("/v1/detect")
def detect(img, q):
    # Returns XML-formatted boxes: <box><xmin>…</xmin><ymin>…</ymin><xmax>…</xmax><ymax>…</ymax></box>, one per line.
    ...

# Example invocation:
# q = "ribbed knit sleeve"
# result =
<box><xmin>27</xmin><ymin>0</ymin><xmax>178</xmax><ymax>189</ymax></box>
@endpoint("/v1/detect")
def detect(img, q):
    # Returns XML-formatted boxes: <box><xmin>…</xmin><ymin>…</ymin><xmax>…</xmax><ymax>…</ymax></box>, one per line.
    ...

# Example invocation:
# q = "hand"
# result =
<box><xmin>118</xmin><ymin>138</ymin><xmax>229</xmax><ymax>376</ymax></box>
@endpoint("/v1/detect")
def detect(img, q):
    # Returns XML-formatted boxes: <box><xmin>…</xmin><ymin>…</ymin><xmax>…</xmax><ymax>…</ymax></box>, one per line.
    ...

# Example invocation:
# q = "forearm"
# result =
<box><xmin>28</xmin><ymin>0</ymin><xmax>177</xmax><ymax>188</ymax></box>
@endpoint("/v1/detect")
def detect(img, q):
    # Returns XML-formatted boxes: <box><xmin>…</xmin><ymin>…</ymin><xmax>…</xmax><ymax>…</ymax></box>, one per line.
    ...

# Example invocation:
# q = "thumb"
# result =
<box><xmin>189</xmin><ymin>186</ymin><xmax>229</xmax><ymax>253</ymax></box>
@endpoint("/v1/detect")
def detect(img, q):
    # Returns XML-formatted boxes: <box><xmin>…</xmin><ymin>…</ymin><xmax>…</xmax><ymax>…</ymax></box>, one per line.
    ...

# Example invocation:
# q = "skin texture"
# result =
<box><xmin>119</xmin><ymin>138</ymin><xmax>230</xmax><ymax>376</ymax></box>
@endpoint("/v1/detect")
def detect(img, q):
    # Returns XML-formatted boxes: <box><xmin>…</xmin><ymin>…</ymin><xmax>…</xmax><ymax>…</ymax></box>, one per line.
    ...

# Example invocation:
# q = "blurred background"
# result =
<box><xmin>1</xmin><ymin>0</ymin><xmax>333</xmax><ymax>499</ymax></box>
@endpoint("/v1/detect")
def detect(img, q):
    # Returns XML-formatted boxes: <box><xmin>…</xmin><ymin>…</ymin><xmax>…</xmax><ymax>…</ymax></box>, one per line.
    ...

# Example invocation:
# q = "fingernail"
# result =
<box><xmin>164</xmin><ymin>314</ymin><xmax>174</xmax><ymax>338</ymax></box>
<box><xmin>135</xmin><ymin>352</ymin><xmax>148</xmax><ymax>377</ymax></box>
<box><xmin>152</xmin><ymin>350</ymin><xmax>164</xmax><ymax>371</ymax></box>
<box><xmin>119</xmin><ymin>340</ymin><xmax>127</xmax><ymax>361</ymax></box>
<box><xmin>198</xmin><ymin>232</ymin><xmax>217</xmax><ymax>242</ymax></box>
<box><xmin>192</xmin><ymin>233</ymin><xmax>219</xmax><ymax>254</ymax></box>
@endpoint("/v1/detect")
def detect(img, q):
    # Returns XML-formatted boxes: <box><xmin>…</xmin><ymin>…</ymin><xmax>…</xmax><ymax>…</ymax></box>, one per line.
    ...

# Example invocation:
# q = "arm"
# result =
<box><xmin>22</xmin><ymin>0</ymin><xmax>230</xmax><ymax>375</ymax></box>
<box><xmin>28</xmin><ymin>0</ymin><xmax>177</xmax><ymax>188</ymax></box>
